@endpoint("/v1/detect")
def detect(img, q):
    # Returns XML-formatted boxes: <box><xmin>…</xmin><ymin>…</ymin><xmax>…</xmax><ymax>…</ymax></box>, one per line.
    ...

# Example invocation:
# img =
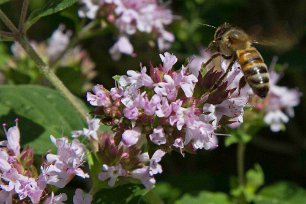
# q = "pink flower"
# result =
<box><xmin>173</xmin><ymin>138</ymin><xmax>184</xmax><ymax>156</ymax></box>
<box><xmin>109</xmin><ymin>36</ymin><xmax>134</xmax><ymax>60</ymax></box>
<box><xmin>119</xmin><ymin>66</ymin><xmax>154</xmax><ymax>88</ymax></box>
<box><xmin>149</xmin><ymin>150</ymin><xmax>166</xmax><ymax>175</ymax></box>
<box><xmin>2</xmin><ymin>120</ymin><xmax>20</xmax><ymax>156</ymax></box>
<box><xmin>264</xmin><ymin>110</ymin><xmax>289</xmax><ymax>132</ymax></box>
<box><xmin>187</xmin><ymin>49</ymin><xmax>212</xmax><ymax>78</ymax></box>
<box><xmin>15</xmin><ymin>177</ymin><xmax>44</xmax><ymax>203</ymax></box>
<box><xmin>44</xmin><ymin>192</ymin><xmax>67</xmax><ymax>204</ymax></box>
<box><xmin>98</xmin><ymin>164</ymin><xmax>126</xmax><ymax>187</ymax></box>
<box><xmin>149</xmin><ymin>126</ymin><xmax>166</xmax><ymax>145</ymax></box>
<box><xmin>0</xmin><ymin>191</ymin><xmax>13</xmax><ymax>203</ymax></box>
<box><xmin>110</xmin><ymin>87</ymin><xmax>124</xmax><ymax>100</ymax></box>
<box><xmin>185</xmin><ymin>121</ymin><xmax>217</xmax><ymax>150</ymax></box>
<box><xmin>156</xmin><ymin>97</ymin><xmax>172</xmax><ymax>117</ymax></box>
<box><xmin>159</xmin><ymin>52</ymin><xmax>177</xmax><ymax>73</ymax></box>
<box><xmin>170</xmin><ymin>106</ymin><xmax>197</xmax><ymax>130</ymax></box>
<box><xmin>173</xmin><ymin>67</ymin><xmax>198</xmax><ymax>98</ymax></box>
<box><xmin>46</xmin><ymin>25</ymin><xmax>71</xmax><ymax>60</ymax></box>
<box><xmin>154</xmin><ymin>75</ymin><xmax>177</xmax><ymax>101</ymax></box>
<box><xmin>141</xmin><ymin>94</ymin><xmax>161</xmax><ymax>116</ymax></box>
<box><xmin>157</xmin><ymin>30</ymin><xmax>175</xmax><ymax>51</ymax></box>
<box><xmin>263</xmin><ymin>68</ymin><xmax>301</xmax><ymax>132</ymax></box>
<box><xmin>123</xmin><ymin>106</ymin><xmax>139</xmax><ymax>120</ymax></box>
<box><xmin>1</xmin><ymin>168</ymin><xmax>22</xmax><ymax>192</ymax></box>
<box><xmin>87</xmin><ymin>84</ymin><xmax>111</xmax><ymax>107</ymax></box>
<box><xmin>79</xmin><ymin>0</ymin><xmax>174</xmax><ymax>59</ymax></box>
<box><xmin>44</xmin><ymin>136</ymin><xmax>88</xmax><ymax>188</ymax></box>
<box><xmin>131</xmin><ymin>166</ymin><xmax>155</xmax><ymax>189</ymax></box>
<box><xmin>72</xmin><ymin>117</ymin><xmax>100</xmax><ymax>140</ymax></box>
<box><xmin>122</xmin><ymin>127</ymin><xmax>142</xmax><ymax>146</ymax></box>
<box><xmin>202</xmin><ymin>96</ymin><xmax>248</xmax><ymax>128</ymax></box>
<box><xmin>73</xmin><ymin>189</ymin><xmax>92</xmax><ymax>204</ymax></box>
<box><xmin>0</xmin><ymin>150</ymin><xmax>10</xmax><ymax>172</ymax></box>
<box><xmin>78</xmin><ymin>0</ymin><xmax>99</xmax><ymax>19</ymax></box>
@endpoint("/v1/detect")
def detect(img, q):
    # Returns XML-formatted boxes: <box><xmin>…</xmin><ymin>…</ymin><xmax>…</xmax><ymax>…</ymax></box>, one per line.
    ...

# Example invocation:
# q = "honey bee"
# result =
<box><xmin>204</xmin><ymin>23</ymin><xmax>270</xmax><ymax>98</ymax></box>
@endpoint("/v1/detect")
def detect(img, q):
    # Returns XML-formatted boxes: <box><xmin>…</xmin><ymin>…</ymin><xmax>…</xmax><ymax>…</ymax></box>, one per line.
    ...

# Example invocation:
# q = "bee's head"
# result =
<box><xmin>214</xmin><ymin>23</ymin><xmax>250</xmax><ymax>50</ymax></box>
<box><xmin>214</xmin><ymin>22</ymin><xmax>232</xmax><ymax>41</ymax></box>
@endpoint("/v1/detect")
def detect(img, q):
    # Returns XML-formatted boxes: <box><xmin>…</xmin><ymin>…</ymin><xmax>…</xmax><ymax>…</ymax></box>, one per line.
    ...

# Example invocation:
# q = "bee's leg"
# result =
<box><xmin>203</xmin><ymin>52</ymin><xmax>232</xmax><ymax>67</ymax></box>
<box><xmin>221</xmin><ymin>54</ymin><xmax>232</xmax><ymax>60</ymax></box>
<box><xmin>211</xmin><ymin>57</ymin><xmax>235</xmax><ymax>90</ymax></box>
<box><xmin>238</xmin><ymin>76</ymin><xmax>247</xmax><ymax>95</ymax></box>
<box><xmin>202</xmin><ymin>53</ymin><xmax>221</xmax><ymax>67</ymax></box>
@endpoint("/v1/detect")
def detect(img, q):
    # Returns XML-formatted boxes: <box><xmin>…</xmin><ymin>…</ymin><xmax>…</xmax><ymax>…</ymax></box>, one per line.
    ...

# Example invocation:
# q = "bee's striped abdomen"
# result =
<box><xmin>236</xmin><ymin>47</ymin><xmax>270</xmax><ymax>98</ymax></box>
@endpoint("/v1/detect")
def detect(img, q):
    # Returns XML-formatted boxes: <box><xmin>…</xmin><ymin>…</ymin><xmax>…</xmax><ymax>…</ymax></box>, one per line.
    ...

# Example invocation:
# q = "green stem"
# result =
<box><xmin>0</xmin><ymin>10</ymin><xmax>19</xmax><ymax>34</ymax></box>
<box><xmin>17</xmin><ymin>36</ymin><xmax>88</xmax><ymax>120</ymax></box>
<box><xmin>237</xmin><ymin>142</ymin><xmax>246</xmax><ymax>187</ymax></box>
<box><xmin>18</xmin><ymin>0</ymin><xmax>29</xmax><ymax>33</ymax></box>
<box><xmin>0</xmin><ymin>31</ymin><xmax>14</xmax><ymax>38</ymax></box>
<box><xmin>0</xmin><ymin>9</ymin><xmax>87</xmax><ymax>120</ymax></box>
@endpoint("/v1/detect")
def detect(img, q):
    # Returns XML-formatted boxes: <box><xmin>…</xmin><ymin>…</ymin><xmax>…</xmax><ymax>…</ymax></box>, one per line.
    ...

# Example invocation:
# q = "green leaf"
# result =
<box><xmin>0</xmin><ymin>85</ymin><xmax>86</xmax><ymax>154</ymax></box>
<box><xmin>0</xmin><ymin>0</ymin><xmax>10</xmax><ymax>5</ymax></box>
<box><xmin>112</xmin><ymin>75</ymin><xmax>121</xmax><ymax>83</ymax></box>
<box><xmin>225</xmin><ymin>131</ymin><xmax>252</xmax><ymax>147</ymax></box>
<box><xmin>244</xmin><ymin>164</ymin><xmax>264</xmax><ymax>201</ymax></box>
<box><xmin>25</xmin><ymin>0</ymin><xmax>78</xmax><ymax>30</ymax></box>
<box><xmin>153</xmin><ymin>182</ymin><xmax>181</xmax><ymax>204</ymax></box>
<box><xmin>230</xmin><ymin>164</ymin><xmax>264</xmax><ymax>202</ymax></box>
<box><xmin>93</xmin><ymin>184</ymin><xmax>147</xmax><ymax>204</ymax></box>
<box><xmin>246</xmin><ymin>164</ymin><xmax>264</xmax><ymax>193</ymax></box>
<box><xmin>0</xmin><ymin>44</ymin><xmax>9</xmax><ymax>66</ymax></box>
<box><xmin>175</xmin><ymin>191</ymin><xmax>232</xmax><ymax>204</ymax></box>
<box><xmin>255</xmin><ymin>182</ymin><xmax>306</xmax><ymax>204</ymax></box>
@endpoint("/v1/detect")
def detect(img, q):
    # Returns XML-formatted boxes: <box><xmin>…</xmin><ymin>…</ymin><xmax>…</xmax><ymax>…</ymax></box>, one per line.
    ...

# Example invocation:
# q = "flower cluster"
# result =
<box><xmin>0</xmin><ymin>120</ymin><xmax>91</xmax><ymax>203</ymax></box>
<box><xmin>189</xmin><ymin>51</ymin><xmax>301</xmax><ymax>132</ymax></box>
<box><xmin>78</xmin><ymin>0</ymin><xmax>174</xmax><ymax>60</ymax></box>
<box><xmin>261</xmin><ymin>58</ymin><xmax>301</xmax><ymax>132</ymax></box>
<box><xmin>5</xmin><ymin>25</ymin><xmax>96</xmax><ymax>92</ymax></box>
<box><xmin>83</xmin><ymin>52</ymin><xmax>249</xmax><ymax>189</ymax></box>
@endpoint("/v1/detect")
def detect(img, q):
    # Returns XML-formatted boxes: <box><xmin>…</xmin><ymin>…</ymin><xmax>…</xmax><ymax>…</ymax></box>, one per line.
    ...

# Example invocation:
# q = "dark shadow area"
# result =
<box><xmin>0</xmin><ymin>110</ymin><xmax>45</xmax><ymax>145</ymax></box>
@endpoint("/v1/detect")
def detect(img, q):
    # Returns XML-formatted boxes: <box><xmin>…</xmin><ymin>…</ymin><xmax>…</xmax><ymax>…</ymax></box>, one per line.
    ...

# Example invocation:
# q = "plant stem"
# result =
<box><xmin>0</xmin><ymin>31</ymin><xmax>14</xmax><ymax>37</ymax></box>
<box><xmin>17</xmin><ymin>35</ymin><xmax>88</xmax><ymax>120</ymax></box>
<box><xmin>237</xmin><ymin>142</ymin><xmax>246</xmax><ymax>186</ymax></box>
<box><xmin>0</xmin><ymin>10</ymin><xmax>19</xmax><ymax>34</ymax></box>
<box><xmin>0</xmin><ymin>9</ymin><xmax>87</xmax><ymax>121</ymax></box>
<box><xmin>18</xmin><ymin>0</ymin><xmax>29</xmax><ymax>33</ymax></box>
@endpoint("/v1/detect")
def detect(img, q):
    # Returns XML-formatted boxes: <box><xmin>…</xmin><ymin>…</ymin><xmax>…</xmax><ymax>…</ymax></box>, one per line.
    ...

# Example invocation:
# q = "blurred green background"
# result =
<box><xmin>0</xmin><ymin>0</ymin><xmax>306</xmax><ymax>202</ymax></box>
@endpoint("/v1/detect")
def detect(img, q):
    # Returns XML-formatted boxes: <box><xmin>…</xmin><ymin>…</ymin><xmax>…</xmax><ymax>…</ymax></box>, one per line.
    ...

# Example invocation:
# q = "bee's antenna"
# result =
<box><xmin>198</xmin><ymin>23</ymin><xmax>217</xmax><ymax>30</ymax></box>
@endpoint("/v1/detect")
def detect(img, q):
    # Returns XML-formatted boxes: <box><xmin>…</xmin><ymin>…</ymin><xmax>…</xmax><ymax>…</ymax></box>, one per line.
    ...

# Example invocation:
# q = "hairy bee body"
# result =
<box><xmin>236</xmin><ymin>47</ymin><xmax>269</xmax><ymax>98</ymax></box>
<box><xmin>210</xmin><ymin>23</ymin><xmax>270</xmax><ymax>98</ymax></box>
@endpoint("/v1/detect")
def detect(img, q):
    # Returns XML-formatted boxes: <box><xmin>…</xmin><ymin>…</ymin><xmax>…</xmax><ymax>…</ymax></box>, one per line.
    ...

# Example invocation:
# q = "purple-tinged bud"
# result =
<box><xmin>194</xmin><ymin>107</ymin><xmax>202</xmax><ymax>115</ymax></box>
<box><xmin>150</xmin><ymin>63</ymin><xmax>163</xmax><ymax>83</ymax></box>
<box><xmin>120</xmin><ymin>146</ymin><xmax>143</xmax><ymax>169</ymax></box>
<box><xmin>121</xmin><ymin>152</ymin><xmax>129</xmax><ymax>160</ymax></box>
<box><xmin>149</xmin><ymin>63</ymin><xmax>155</xmax><ymax>78</ymax></box>
<box><xmin>97</xmin><ymin>132</ymin><xmax>121</xmax><ymax>164</ymax></box>
<box><xmin>112</xmin><ymin>118</ymin><xmax>120</xmax><ymax>125</ymax></box>
<box><xmin>114</xmin><ymin>99</ymin><xmax>121</xmax><ymax>107</ymax></box>
<box><xmin>111</xmin><ymin>106</ymin><xmax>122</xmax><ymax>118</ymax></box>
<box><xmin>14</xmin><ymin>162</ymin><xmax>24</xmax><ymax>175</ymax></box>
<box><xmin>20</xmin><ymin>146</ymin><xmax>34</xmax><ymax>166</ymax></box>
<box><xmin>104</xmin><ymin>107</ymin><xmax>112</xmax><ymax>115</ymax></box>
